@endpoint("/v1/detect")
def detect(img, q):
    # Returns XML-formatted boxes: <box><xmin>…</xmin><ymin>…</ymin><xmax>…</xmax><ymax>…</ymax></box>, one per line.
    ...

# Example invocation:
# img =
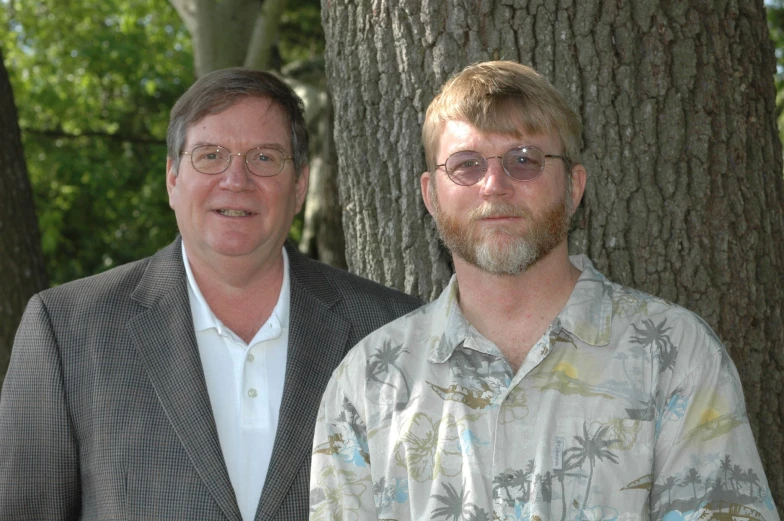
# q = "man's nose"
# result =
<box><xmin>220</xmin><ymin>153</ymin><xmax>254</xmax><ymax>189</ymax></box>
<box><xmin>480</xmin><ymin>156</ymin><xmax>512</xmax><ymax>196</ymax></box>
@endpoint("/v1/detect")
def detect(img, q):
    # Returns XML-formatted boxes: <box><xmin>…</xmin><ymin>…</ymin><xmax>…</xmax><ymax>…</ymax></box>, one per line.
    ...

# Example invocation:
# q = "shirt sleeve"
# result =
<box><xmin>652</xmin><ymin>319</ymin><xmax>779</xmax><ymax>521</ymax></box>
<box><xmin>310</xmin><ymin>370</ymin><xmax>378</xmax><ymax>521</ymax></box>
<box><xmin>0</xmin><ymin>295</ymin><xmax>81</xmax><ymax>520</ymax></box>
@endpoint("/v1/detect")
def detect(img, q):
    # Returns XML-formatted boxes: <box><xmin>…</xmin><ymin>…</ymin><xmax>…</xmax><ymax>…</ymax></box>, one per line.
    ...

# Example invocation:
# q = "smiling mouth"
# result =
<box><xmin>217</xmin><ymin>209</ymin><xmax>253</xmax><ymax>217</ymax></box>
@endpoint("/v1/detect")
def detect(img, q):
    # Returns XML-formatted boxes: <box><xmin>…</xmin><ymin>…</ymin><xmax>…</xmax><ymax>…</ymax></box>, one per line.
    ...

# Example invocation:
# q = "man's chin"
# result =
<box><xmin>443</xmin><ymin>233</ymin><xmax>533</xmax><ymax>276</ymax></box>
<box><xmin>475</xmin><ymin>243</ymin><xmax>535</xmax><ymax>275</ymax></box>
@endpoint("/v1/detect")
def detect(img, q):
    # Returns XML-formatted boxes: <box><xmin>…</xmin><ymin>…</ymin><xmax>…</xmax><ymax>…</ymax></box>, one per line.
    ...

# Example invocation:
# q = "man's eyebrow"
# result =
<box><xmin>253</xmin><ymin>143</ymin><xmax>287</xmax><ymax>152</ymax></box>
<box><xmin>186</xmin><ymin>142</ymin><xmax>288</xmax><ymax>152</ymax></box>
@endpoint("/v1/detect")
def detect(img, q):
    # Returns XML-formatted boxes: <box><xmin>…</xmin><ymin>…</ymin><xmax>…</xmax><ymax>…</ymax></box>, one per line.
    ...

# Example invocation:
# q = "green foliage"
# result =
<box><xmin>279</xmin><ymin>0</ymin><xmax>325</xmax><ymax>64</ymax></box>
<box><xmin>768</xmin><ymin>0</ymin><xmax>784</xmax><ymax>143</ymax></box>
<box><xmin>2</xmin><ymin>0</ymin><xmax>192</xmax><ymax>284</ymax></box>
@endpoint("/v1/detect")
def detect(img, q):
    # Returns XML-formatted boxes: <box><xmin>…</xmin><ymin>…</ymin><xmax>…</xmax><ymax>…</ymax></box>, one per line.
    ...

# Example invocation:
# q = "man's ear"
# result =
<box><xmin>166</xmin><ymin>157</ymin><xmax>177</xmax><ymax>208</ymax></box>
<box><xmin>569</xmin><ymin>163</ymin><xmax>587</xmax><ymax>213</ymax></box>
<box><xmin>421</xmin><ymin>171</ymin><xmax>435</xmax><ymax>216</ymax></box>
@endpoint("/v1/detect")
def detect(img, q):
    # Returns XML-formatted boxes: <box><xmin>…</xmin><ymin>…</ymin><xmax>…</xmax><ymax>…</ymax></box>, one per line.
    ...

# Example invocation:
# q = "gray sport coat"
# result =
<box><xmin>0</xmin><ymin>238</ymin><xmax>422</xmax><ymax>520</ymax></box>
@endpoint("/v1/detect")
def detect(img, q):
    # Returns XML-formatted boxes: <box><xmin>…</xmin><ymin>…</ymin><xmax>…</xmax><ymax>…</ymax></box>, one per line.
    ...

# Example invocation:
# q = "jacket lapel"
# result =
<box><xmin>127</xmin><ymin>239</ymin><xmax>242</xmax><ymax>521</ymax></box>
<box><xmin>255</xmin><ymin>246</ymin><xmax>351</xmax><ymax>520</ymax></box>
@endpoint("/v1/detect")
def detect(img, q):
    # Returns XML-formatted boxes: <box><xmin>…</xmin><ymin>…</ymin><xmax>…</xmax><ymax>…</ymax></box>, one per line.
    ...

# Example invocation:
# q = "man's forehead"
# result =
<box><xmin>184</xmin><ymin>98</ymin><xmax>290</xmax><ymax>147</ymax></box>
<box><xmin>439</xmin><ymin>119</ymin><xmax>555</xmax><ymax>149</ymax></box>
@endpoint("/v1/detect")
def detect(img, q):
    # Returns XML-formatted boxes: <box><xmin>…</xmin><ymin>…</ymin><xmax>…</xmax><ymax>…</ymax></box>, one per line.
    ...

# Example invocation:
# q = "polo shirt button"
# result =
<box><xmin>248</xmin><ymin>389</ymin><xmax>258</xmax><ymax>398</ymax></box>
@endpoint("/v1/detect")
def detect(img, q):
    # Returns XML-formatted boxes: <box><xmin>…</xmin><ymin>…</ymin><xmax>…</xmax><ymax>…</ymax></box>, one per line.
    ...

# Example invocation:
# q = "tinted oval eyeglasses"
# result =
<box><xmin>437</xmin><ymin>145</ymin><xmax>569</xmax><ymax>186</ymax></box>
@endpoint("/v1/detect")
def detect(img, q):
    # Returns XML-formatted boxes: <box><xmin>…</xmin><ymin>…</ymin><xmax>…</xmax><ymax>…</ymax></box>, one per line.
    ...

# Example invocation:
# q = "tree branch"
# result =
<box><xmin>245</xmin><ymin>0</ymin><xmax>287</xmax><ymax>71</ymax></box>
<box><xmin>22</xmin><ymin>127</ymin><xmax>165</xmax><ymax>146</ymax></box>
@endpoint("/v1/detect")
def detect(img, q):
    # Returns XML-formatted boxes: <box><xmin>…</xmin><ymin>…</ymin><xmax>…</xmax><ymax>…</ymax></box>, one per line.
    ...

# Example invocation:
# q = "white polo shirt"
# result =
<box><xmin>182</xmin><ymin>243</ymin><xmax>290</xmax><ymax>521</ymax></box>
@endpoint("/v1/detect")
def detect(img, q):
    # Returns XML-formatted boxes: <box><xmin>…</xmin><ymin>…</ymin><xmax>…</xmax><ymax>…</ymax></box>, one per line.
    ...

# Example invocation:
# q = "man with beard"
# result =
<box><xmin>308</xmin><ymin>61</ymin><xmax>778</xmax><ymax>521</ymax></box>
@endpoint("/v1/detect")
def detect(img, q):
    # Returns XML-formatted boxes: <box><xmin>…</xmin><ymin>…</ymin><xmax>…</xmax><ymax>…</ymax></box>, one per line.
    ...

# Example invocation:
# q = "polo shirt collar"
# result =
<box><xmin>181</xmin><ymin>242</ymin><xmax>291</xmax><ymax>343</ymax></box>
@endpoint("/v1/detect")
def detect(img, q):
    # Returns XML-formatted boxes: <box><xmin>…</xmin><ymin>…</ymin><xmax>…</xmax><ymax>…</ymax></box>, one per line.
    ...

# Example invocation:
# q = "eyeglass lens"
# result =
<box><xmin>445</xmin><ymin>146</ymin><xmax>546</xmax><ymax>186</ymax></box>
<box><xmin>189</xmin><ymin>145</ymin><xmax>285</xmax><ymax>176</ymax></box>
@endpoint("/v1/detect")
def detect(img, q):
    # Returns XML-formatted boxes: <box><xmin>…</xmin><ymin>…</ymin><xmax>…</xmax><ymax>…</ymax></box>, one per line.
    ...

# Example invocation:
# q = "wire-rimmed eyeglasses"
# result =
<box><xmin>437</xmin><ymin>145</ymin><xmax>569</xmax><ymax>186</ymax></box>
<box><xmin>181</xmin><ymin>145</ymin><xmax>293</xmax><ymax>177</ymax></box>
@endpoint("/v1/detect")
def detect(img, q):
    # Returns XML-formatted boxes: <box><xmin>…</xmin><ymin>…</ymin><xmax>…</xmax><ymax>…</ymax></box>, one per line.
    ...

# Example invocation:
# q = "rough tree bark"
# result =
<box><xmin>322</xmin><ymin>0</ymin><xmax>784</xmax><ymax>506</ymax></box>
<box><xmin>0</xmin><ymin>50</ymin><xmax>48</xmax><ymax>384</ymax></box>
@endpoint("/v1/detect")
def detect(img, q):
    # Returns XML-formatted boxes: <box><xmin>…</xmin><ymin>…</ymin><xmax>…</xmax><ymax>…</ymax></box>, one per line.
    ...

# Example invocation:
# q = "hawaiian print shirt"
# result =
<box><xmin>310</xmin><ymin>256</ymin><xmax>779</xmax><ymax>521</ymax></box>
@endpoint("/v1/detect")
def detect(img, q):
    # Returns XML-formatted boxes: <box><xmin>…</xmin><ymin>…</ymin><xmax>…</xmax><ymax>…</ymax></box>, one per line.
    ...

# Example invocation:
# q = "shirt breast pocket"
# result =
<box><xmin>553</xmin><ymin>415</ymin><xmax>654</xmax><ymax>517</ymax></box>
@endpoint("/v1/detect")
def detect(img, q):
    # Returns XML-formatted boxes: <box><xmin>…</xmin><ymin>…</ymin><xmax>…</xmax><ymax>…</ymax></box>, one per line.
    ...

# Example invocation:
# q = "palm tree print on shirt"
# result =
<box><xmin>366</xmin><ymin>340</ymin><xmax>412</xmax><ymax>414</ymax></box>
<box><xmin>563</xmin><ymin>423</ymin><xmax>620</xmax><ymax>510</ymax></box>
<box><xmin>432</xmin><ymin>481</ymin><xmax>490</xmax><ymax>521</ymax></box>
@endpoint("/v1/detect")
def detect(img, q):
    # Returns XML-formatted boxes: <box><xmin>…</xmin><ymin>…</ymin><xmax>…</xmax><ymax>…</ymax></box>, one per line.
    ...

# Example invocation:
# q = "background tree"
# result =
<box><xmin>2</xmin><ymin>0</ymin><xmax>192</xmax><ymax>286</ymax></box>
<box><xmin>322</xmin><ymin>0</ymin><xmax>784</xmax><ymax>507</ymax></box>
<box><xmin>0</xmin><ymin>47</ymin><xmax>48</xmax><ymax>385</ymax></box>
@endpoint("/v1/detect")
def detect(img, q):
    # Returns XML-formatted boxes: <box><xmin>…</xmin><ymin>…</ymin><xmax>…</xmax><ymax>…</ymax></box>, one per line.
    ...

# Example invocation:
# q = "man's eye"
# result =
<box><xmin>514</xmin><ymin>155</ymin><xmax>540</xmax><ymax>167</ymax></box>
<box><xmin>193</xmin><ymin>147</ymin><xmax>225</xmax><ymax>159</ymax></box>
<box><xmin>195</xmin><ymin>152</ymin><xmax>221</xmax><ymax>162</ymax></box>
<box><xmin>459</xmin><ymin>160</ymin><xmax>480</xmax><ymax>169</ymax></box>
<box><xmin>453</xmin><ymin>158</ymin><xmax>483</xmax><ymax>170</ymax></box>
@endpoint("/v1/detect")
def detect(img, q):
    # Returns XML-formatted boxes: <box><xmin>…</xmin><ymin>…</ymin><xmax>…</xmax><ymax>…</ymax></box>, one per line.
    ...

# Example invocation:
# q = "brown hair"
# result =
<box><xmin>167</xmin><ymin>67</ymin><xmax>309</xmax><ymax>177</ymax></box>
<box><xmin>422</xmin><ymin>61</ymin><xmax>581</xmax><ymax>172</ymax></box>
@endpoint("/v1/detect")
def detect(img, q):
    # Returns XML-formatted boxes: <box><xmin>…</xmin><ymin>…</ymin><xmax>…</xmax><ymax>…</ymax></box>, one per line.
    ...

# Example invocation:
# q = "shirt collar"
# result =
<box><xmin>557</xmin><ymin>255</ymin><xmax>613</xmax><ymax>347</ymax></box>
<box><xmin>182</xmin><ymin>242</ymin><xmax>291</xmax><ymax>341</ymax></box>
<box><xmin>426</xmin><ymin>254</ymin><xmax>613</xmax><ymax>364</ymax></box>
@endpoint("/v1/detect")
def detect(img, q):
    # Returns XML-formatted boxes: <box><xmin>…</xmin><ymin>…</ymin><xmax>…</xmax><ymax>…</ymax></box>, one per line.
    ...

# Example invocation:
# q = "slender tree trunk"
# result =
<box><xmin>322</xmin><ymin>0</ymin><xmax>784</xmax><ymax>508</ymax></box>
<box><xmin>0</xmin><ymin>50</ymin><xmax>48</xmax><ymax>384</ymax></box>
<box><xmin>168</xmin><ymin>0</ymin><xmax>264</xmax><ymax>76</ymax></box>
<box><xmin>298</xmin><ymin>87</ymin><xmax>347</xmax><ymax>268</ymax></box>
<box><xmin>245</xmin><ymin>0</ymin><xmax>288</xmax><ymax>71</ymax></box>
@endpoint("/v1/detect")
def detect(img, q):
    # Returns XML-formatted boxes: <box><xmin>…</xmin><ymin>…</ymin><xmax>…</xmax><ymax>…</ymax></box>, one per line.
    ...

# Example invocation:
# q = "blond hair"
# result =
<box><xmin>422</xmin><ymin>61</ymin><xmax>581</xmax><ymax>171</ymax></box>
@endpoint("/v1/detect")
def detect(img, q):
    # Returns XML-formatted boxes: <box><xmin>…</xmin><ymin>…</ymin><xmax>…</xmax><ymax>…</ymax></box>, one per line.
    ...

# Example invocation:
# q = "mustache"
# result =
<box><xmin>468</xmin><ymin>201</ymin><xmax>530</xmax><ymax>221</ymax></box>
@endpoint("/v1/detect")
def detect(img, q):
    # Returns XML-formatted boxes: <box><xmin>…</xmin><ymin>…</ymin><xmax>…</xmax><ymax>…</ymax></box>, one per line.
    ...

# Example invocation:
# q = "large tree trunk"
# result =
<box><xmin>322</xmin><ymin>0</ymin><xmax>784</xmax><ymax>506</ymax></box>
<box><xmin>0</xmin><ymin>50</ymin><xmax>48</xmax><ymax>384</ymax></box>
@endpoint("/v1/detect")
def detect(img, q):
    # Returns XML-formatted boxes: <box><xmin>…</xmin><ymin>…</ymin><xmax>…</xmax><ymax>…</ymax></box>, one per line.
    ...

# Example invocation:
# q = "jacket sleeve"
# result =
<box><xmin>309</xmin><ymin>373</ymin><xmax>378</xmax><ymax>521</ymax></box>
<box><xmin>0</xmin><ymin>294</ymin><xmax>80</xmax><ymax>520</ymax></box>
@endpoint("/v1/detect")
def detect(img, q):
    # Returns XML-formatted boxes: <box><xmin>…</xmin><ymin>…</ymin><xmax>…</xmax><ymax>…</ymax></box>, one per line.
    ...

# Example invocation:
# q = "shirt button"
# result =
<box><xmin>248</xmin><ymin>389</ymin><xmax>258</xmax><ymax>398</ymax></box>
<box><xmin>247</xmin><ymin>353</ymin><xmax>255</xmax><ymax>362</ymax></box>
